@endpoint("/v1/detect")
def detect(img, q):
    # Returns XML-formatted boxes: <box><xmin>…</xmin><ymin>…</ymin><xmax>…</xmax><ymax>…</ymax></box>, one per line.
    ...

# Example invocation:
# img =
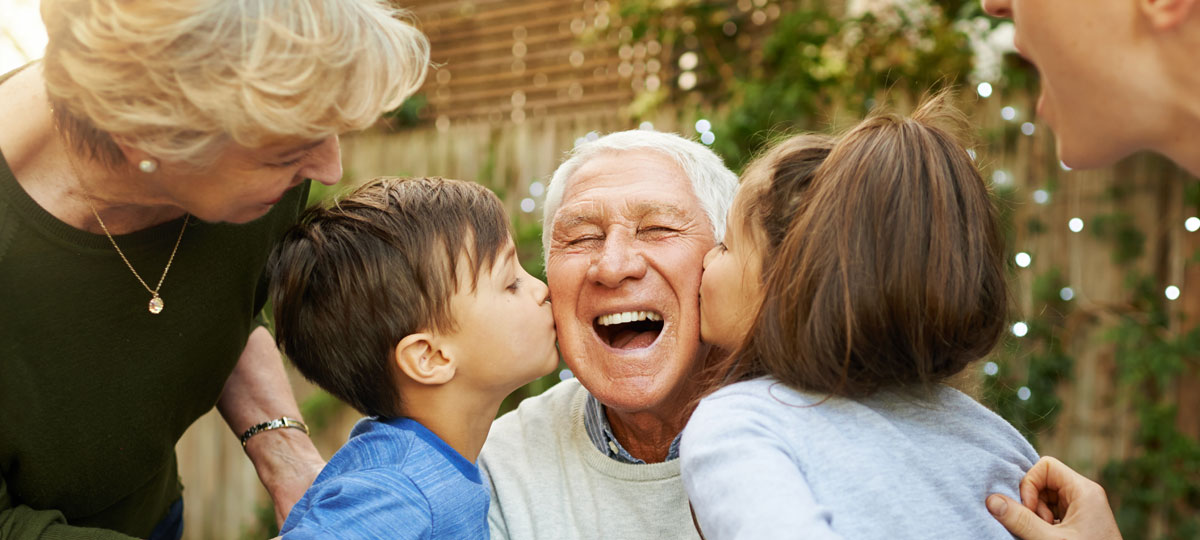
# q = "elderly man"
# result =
<box><xmin>478</xmin><ymin>129</ymin><xmax>737</xmax><ymax>539</ymax></box>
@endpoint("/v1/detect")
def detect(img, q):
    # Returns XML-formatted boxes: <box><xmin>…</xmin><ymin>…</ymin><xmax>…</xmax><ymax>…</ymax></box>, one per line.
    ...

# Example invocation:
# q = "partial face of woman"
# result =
<box><xmin>699</xmin><ymin>191</ymin><xmax>765</xmax><ymax>352</ymax></box>
<box><xmin>980</xmin><ymin>0</ymin><xmax>1154</xmax><ymax>169</ymax></box>
<box><xmin>154</xmin><ymin>135</ymin><xmax>342</xmax><ymax>223</ymax></box>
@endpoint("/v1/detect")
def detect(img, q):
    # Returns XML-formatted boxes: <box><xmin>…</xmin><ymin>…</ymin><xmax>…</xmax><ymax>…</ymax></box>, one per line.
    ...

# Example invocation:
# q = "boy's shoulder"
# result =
<box><xmin>282</xmin><ymin>417</ymin><xmax>490</xmax><ymax>538</ymax></box>
<box><xmin>330</xmin><ymin>416</ymin><xmax>482</xmax><ymax>483</ymax></box>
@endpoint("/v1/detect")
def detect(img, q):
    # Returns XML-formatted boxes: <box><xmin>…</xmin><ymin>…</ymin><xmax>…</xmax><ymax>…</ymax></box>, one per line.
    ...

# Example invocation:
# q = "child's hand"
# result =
<box><xmin>986</xmin><ymin>456</ymin><xmax>1121</xmax><ymax>540</ymax></box>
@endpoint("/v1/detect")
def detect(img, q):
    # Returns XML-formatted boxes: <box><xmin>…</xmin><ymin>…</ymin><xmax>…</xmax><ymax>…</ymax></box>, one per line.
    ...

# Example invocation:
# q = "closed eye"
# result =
<box><xmin>507</xmin><ymin>277</ymin><xmax>522</xmax><ymax>292</ymax></box>
<box><xmin>567</xmin><ymin>235</ymin><xmax>602</xmax><ymax>246</ymax></box>
<box><xmin>268</xmin><ymin>157</ymin><xmax>303</xmax><ymax>168</ymax></box>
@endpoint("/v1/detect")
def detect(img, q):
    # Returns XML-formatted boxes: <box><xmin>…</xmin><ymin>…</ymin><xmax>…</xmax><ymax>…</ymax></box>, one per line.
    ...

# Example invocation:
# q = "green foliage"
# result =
<box><xmin>621</xmin><ymin>0</ymin><xmax>974</xmax><ymax>170</ymax></box>
<box><xmin>380</xmin><ymin>93</ymin><xmax>428</xmax><ymax>129</ymax></box>
<box><xmin>1101</xmin><ymin>274</ymin><xmax>1200</xmax><ymax>539</ymax></box>
<box><xmin>984</xmin><ymin>267</ymin><xmax>1073</xmax><ymax>447</ymax></box>
<box><xmin>1090</xmin><ymin>212</ymin><xmax>1146</xmax><ymax>266</ymax></box>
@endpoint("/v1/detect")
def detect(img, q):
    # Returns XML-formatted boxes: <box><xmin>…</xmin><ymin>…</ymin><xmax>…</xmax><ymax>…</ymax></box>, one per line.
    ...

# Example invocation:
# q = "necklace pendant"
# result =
<box><xmin>148</xmin><ymin>295</ymin><xmax>164</xmax><ymax>314</ymax></box>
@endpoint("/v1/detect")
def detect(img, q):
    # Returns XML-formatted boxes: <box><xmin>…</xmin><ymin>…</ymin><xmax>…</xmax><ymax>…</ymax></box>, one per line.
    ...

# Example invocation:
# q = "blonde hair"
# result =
<box><xmin>42</xmin><ymin>0</ymin><xmax>430</xmax><ymax>168</ymax></box>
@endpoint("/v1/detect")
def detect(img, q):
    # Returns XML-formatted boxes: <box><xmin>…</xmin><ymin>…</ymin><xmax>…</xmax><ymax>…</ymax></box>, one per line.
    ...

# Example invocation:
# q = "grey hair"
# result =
<box><xmin>541</xmin><ymin>130</ymin><xmax>738</xmax><ymax>265</ymax></box>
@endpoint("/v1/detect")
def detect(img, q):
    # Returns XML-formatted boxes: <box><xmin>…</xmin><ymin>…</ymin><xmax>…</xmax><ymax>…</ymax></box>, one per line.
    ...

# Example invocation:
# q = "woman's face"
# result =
<box><xmin>155</xmin><ymin>135</ymin><xmax>342</xmax><ymax>223</ymax></box>
<box><xmin>980</xmin><ymin>0</ymin><xmax>1153</xmax><ymax>169</ymax></box>
<box><xmin>699</xmin><ymin>185</ymin><xmax>765</xmax><ymax>351</ymax></box>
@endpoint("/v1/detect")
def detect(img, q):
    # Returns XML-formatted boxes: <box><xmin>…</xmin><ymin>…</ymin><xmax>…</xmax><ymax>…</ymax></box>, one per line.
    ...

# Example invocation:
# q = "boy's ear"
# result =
<box><xmin>1139</xmin><ymin>0</ymin><xmax>1198</xmax><ymax>30</ymax></box>
<box><xmin>394</xmin><ymin>333</ymin><xmax>456</xmax><ymax>386</ymax></box>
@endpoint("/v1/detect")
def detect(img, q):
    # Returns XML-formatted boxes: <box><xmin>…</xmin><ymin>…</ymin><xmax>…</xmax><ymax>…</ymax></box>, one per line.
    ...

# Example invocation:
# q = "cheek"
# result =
<box><xmin>703</xmin><ymin>255</ymin><xmax>738</xmax><ymax>295</ymax></box>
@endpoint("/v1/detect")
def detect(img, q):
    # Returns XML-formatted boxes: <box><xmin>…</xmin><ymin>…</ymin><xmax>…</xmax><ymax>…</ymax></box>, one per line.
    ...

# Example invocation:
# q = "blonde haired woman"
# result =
<box><xmin>0</xmin><ymin>1</ymin><xmax>428</xmax><ymax>538</ymax></box>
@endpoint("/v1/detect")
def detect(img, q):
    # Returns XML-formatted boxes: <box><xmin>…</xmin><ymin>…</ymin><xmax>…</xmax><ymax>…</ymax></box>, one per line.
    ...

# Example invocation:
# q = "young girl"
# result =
<box><xmin>680</xmin><ymin>94</ymin><xmax>1039</xmax><ymax>539</ymax></box>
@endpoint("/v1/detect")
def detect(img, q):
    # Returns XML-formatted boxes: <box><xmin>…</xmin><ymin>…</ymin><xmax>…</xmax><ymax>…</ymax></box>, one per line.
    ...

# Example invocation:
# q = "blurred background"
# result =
<box><xmin>4</xmin><ymin>0</ymin><xmax>1198</xmax><ymax>538</ymax></box>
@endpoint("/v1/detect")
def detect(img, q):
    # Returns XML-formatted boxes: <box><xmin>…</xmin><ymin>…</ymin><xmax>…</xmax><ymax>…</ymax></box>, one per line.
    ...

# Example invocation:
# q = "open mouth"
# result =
<box><xmin>593</xmin><ymin>311</ymin><xmax>665</xmax><ymax>350</ymax></box>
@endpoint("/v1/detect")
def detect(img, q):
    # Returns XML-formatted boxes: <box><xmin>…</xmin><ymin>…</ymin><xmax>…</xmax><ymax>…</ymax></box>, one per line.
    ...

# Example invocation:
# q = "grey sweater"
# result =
<box><xmin>681</xmin><ymin>377</ymin><xmax>1038</xmax><ymax>540</ymax></box>
<box><xmin>480</xmin><ymin>379</ymin><xmax>701</xmax><ymax>540</ymax></box>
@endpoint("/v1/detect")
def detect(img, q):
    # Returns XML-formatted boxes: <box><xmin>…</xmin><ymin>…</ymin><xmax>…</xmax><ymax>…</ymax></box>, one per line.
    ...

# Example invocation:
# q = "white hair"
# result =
<box><xmin>541</xmin><ymin>129</ymin><xmax>738</xmax><ymax>264</ymax></box>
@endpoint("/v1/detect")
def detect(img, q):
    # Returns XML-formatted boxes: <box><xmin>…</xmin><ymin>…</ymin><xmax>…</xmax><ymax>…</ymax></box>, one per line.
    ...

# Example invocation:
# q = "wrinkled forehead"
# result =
<box><xmin>554</xmin><ymin>198</ymin><xmax>698</xmax><ymax>230</ymax></box>
<box><xmin>555</xmin><ymin>151</ymin><xmax>706</xmax><ymax>226</ymax></box>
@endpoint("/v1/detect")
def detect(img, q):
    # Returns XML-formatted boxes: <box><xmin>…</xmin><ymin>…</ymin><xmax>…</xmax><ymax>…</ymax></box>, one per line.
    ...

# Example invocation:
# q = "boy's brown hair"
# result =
<box><xmin>725</xmin><ymin>93</ymin><xmax>1007</xmax><ymax>398</ymax></box>
<box><xmin>267</xmin><ymin>176</ymin><xmax>510</xmax><ymax>418</ymax></box>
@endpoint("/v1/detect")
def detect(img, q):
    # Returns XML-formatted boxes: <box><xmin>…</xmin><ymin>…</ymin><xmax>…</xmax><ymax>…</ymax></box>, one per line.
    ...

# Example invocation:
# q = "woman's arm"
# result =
<box><xmin>217</xmin><ymin>326</ymin><xmax>326</xmax><ymax>527</ymax></box>
<box><xmin>0</xmin><ymin>474</ymin><xmax>136</xmax><ymax>540</ymax></box>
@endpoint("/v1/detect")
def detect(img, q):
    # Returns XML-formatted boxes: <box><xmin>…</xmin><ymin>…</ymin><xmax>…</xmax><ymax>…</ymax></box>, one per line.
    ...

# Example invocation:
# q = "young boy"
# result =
<box><xmin>267</xmin><ymin>176</ymin><xmax>559</xmax><ymax>539</ymax></box>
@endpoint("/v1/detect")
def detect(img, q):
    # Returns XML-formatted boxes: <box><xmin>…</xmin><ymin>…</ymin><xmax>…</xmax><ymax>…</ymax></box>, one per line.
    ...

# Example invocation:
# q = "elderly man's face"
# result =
<box><xmin>547</xmin><ymin>150</ymin><xmax>714</xmax><ymax>414</ymax></box>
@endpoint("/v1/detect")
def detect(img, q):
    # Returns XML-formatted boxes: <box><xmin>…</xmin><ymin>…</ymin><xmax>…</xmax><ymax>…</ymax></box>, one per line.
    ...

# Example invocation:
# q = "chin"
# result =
<box><xmin>224</xmin><ymin>205</ymin><xmax>275</xmax><ymax>224</ymax></box>
<box><xmin>1057</xmin><ymin>136</ymin><xmax>1130</xmax><ymax>171</ymax></box>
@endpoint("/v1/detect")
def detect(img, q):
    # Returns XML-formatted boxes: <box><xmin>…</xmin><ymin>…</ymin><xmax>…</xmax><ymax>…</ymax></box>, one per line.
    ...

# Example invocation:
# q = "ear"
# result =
<box><xmin>109</xmin><ymin>136</ymin><xmax>153</xmax><ymax>169</ymax></box>
<box><xmin>394</xmin><ymin>333</ymin><xmax>456</xmax><ymax>386</ymax></box>
<box><xmin>1139</xmin><ymin>0</ymin><xmax>1198</xmax><ymax>30</ymax></box>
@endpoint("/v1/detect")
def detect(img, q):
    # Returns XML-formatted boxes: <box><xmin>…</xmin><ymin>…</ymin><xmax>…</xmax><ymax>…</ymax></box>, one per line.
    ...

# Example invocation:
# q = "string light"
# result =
<box><xmin>1017</xmin><ymin>386</ymin><xmax>1032</xmax><ymax>401</ymax></box>
<box><xmin>977</xmin><ymin>82</ymin><xmax>993</xmax><ymax>98</ymax></box>
<box><xmin>558</xmin><ymin>369</ymin><xmax>574</xmax><ymax>381</ymax></box>
<box><xmin>700</xmin><ymin>131</ymin><xmax>715</xmax><ymax>145</ymax></box>
<box><xmin>638</xmin><ymin>121</ymin><xmax>655</xmax><ymax>131</ymax></box>
<box><xmin>1015</xmin><ymin>252</ymin><xmax>1032</xmax><ymax>268</ymax></box>
<box><xmin>678</xmin><ymin>51</ymin><xmax>699</xmax><ymax>70</ymax></box>
<box><xmin>1165</xmin><ymin>286</ymin><xmax>1181</xmax><ymax>301</ymax></box>
<box><xmin>1186</xmin><ymin>217</ymin><xmax>1200</xmax><ymax>232</ymax></box>
<box><xmin>1060</xmin><ymin>287</ymin><xmax>1075</xmax><ymax>301</ymax></box>
<box><xmin>1060</xmin><ymin>161</ymin><xmax>1072</xmax><ymax>171</ymax></box>
<box><xmin>1033</xmin><ymin>189</ymin><xmax>1050</xmax><ymax>205</ymax></box>
<box><xmin>520</xmin><ymin>198</ymin><xmax>536</xmax><ymax>213</ymax></box>
<box><xmin>1069</xmin><ymin>218</ymin><xmax>1084</xmax><ymax>233</ymax></box>
<box><xmin>992</xmin><ymin>170</ymin><xmax>1011</xmax><ymax>187</ymax></box>
<box><xmin>678</xmin><ymin>71</ymin><xmax>697</xmax><ymax>90</ymax></box>
<box><xmin>1001</xmin><ymin>106</ymin><xmax>1017</xmax><ymax>121</ymax></box>
<box><xmin>1012</xmin><ymin>321</ymin><xmax>1028</xmax><ymax>337</ymax></box>
<box><xmin>695</xmin><ymin>119</ymin><xmax>712</xmax><ymax>133</ymax></box>
<box><xmin>529</xmin><ymin>181</ymin><xmax>545</xmax><ymax>197</ymax></box>
<box><xmin>1020</xmin><ymin>122</ymin><xmax>1035</xmax><ymax>136</ymax></box>
<box><xmin>984</xmin><ymin>361</ymin><xmax>999</xmax><ymax>376</ymax></box>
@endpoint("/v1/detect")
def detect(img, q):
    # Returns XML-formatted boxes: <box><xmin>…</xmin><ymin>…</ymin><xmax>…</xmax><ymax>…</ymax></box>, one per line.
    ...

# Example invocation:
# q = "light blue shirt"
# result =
<box><xmin>281</xmin><ymin>416</ymin><xmax>489</xmax><ymax>540</ymax></box>
<box><xmin>583</xmin><ymin>392</ymin><xmax>681</xmax><ymax>464</ymax></box>
<box><xmin>681</xmin><ymin>377</ymin><xmax>1038</xmax><ymax>540</ymax></box>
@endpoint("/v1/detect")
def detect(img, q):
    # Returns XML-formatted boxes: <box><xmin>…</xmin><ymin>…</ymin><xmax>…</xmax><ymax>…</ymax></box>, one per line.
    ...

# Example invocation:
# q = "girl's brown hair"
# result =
<box><xmin>717</xmin><ymin>93</ymin><xmax>1007</xmax><ymax>398</ymax></box>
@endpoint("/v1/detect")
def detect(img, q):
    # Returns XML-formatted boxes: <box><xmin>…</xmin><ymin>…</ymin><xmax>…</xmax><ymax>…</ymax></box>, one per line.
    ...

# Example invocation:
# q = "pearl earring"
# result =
<box><xmin>138</xmin><ymin>159</ymin><xmax>158</xmax><ymax>174</ymax></box>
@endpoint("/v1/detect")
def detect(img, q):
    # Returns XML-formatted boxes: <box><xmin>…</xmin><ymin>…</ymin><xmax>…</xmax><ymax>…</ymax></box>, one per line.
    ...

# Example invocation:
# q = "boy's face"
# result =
<box><xmin>699</xmin><ymin>186</ymin><xmax>765</xmax><ymax>351</ymax></box>
<box><xmin>446</xmin><ymin>238</ymin><xmax>559</xmax><ymax>396</ymax></box>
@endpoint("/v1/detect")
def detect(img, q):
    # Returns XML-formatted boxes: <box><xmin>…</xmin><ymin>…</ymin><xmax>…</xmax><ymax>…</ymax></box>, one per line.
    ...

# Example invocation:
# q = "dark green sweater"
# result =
<box><xmin>0</xmin><ymin>148</ymin><xmax>309</xmax><ymax>539</ymax></box>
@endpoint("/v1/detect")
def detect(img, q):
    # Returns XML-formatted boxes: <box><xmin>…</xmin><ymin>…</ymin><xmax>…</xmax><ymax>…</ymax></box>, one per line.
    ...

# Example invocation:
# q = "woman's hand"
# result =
<box><xmin>244</xmin><ymin>427</ymin><xmax>326</xmax><ymax>526</ymax></box>
<box><xmin>219</xmin><ymin>326</ymin><xmax>326</xmax><ymax>527</ymax></box>
<box><xmin>987</xmin><ymin>456</ymin><xmax>1122</xmax><ymax>540</ymax></box>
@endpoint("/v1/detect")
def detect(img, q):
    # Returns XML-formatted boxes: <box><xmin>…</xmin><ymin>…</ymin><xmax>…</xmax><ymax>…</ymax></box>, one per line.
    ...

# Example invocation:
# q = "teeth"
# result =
<box><xmin>597</xmin><ymin>311</ymin><xmax>663</xmax><ymax>326</ymax></box>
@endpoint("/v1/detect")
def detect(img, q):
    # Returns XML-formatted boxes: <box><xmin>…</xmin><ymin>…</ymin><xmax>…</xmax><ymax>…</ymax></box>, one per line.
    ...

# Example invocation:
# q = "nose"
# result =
<box><xmin>702</xmin><ymin>244</ymin><xmax>720</xmax><ymax>269</ymax></box>
<box><xmin>980</xmin><ymin>0</ymin><xmax>1012</xmax><ymax>18</ymax></box>
<box><xmin>300</xmin><ymin>135</ymin><xmax>343</xmax><ymax>187</ymax></box>
<box><xmin>532</xmin><ymin>275</ymin><xmax>552</xmax><ymax>306</ymax></box>
<box><xmin>586</xmin><ymin>231</ymin><xmax>647</xmax><ymax>288</ymax></box>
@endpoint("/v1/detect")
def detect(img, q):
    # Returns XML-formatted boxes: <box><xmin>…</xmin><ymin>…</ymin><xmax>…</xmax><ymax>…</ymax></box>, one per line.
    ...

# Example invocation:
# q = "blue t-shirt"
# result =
<box><xmin>281</xmin><ymin>417</ymin><xmax>489</xmax><ymax>540</ymax></box>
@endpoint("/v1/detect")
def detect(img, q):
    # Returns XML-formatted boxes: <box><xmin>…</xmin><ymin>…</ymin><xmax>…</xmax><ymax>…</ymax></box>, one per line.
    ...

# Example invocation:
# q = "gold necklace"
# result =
<box><xmin>88</xmin><ymin>203</ymin><xmax>189</xmax><ymax>314</ymax></box>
